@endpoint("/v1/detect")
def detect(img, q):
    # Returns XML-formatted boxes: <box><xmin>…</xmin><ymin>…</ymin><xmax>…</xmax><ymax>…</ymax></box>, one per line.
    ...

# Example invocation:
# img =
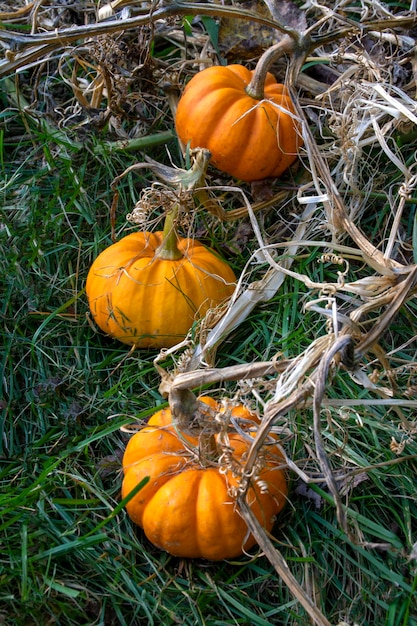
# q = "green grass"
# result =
<box><xmin>1</xmin><ymin>3</ymin><xmax>417</xmax><ymax>625</ymax></box>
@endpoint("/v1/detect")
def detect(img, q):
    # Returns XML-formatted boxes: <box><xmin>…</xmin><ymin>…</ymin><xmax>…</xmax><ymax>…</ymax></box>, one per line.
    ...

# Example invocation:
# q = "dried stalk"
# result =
<box><xmin>312</xmin><ymin>336</ymin><xmax>355</xmax><ymax>534</ymax></box>
<box><xmin>160</xmin><ymin>360</ymin><xmax>291</xmax><ymax>395</ymax></box>
<box><xmin>186</xmin><ymin>199</ymin><xmax>319</xmax><ymax>370</ymax></box>
<box><xmin>238</xmin><ymin>498</ymin><xmax>333</xmax><ymax>626</ymax></box>
<box><xmin>0</xmin><ymin>2</ymin><xmax>290</xmax><ymax>78</ymax></box>
<box><xmin>239</xmin><ymin>383</ymin><xmax>329</xmax><ymax>626</ymax></box>
<box><xmin>353</xmin><ymin>267</ymin><xmax>417</xmax><ymax>357</ymax></box>
<box><xmin>287</xmin><ymin>59</ymin><xmax>406</xmax><ymax>275</ymax></box>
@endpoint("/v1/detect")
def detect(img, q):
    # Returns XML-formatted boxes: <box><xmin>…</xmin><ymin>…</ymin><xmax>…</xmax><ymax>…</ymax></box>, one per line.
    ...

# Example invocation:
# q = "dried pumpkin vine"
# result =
<box><xmin>2</xmin><ymin>2</ymin><xmax>417</xmax><ymax>626</ymax></box>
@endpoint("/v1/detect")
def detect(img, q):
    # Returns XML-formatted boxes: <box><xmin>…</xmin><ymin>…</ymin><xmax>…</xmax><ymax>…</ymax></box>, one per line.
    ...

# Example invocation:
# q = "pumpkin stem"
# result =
<box><xmin>198</xmin><ymin>432</ymin><xmax>219</xmax><ymax>466</ymax></box>
<box><xmin>169</xmin><ymin>387</ymin><xmax>200</xmax><ymax>434</ymax></box>
<box><xmin>155</xmin><ymin>203</ymin><xmax>184</xmax><ymax>260</ymax></box>
<box><xmin>169</xmin><ymin>387</ymin><xmax>220</xmax><ymax>465</ymax></box>
<box><xmin>153</xmin><ymin>148</ymin><xmax>213</xmax><ymax>260</ymax></box>
<box><xmin>245</xmin><ymin>34</ymin><xmax>303</xmax><ymax>100</ymax></box>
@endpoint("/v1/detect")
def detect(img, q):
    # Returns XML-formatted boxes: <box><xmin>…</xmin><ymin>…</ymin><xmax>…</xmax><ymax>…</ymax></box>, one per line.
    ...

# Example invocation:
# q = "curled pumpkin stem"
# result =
<box><xmin>245</xmin><ymin>31</ymin><xmax>313</xmax><ymax>100</ymax></box>
<box><xmin>246</xmin><ymin>36</ymin><xmax>295</xmax><ymax>100</ymax></box>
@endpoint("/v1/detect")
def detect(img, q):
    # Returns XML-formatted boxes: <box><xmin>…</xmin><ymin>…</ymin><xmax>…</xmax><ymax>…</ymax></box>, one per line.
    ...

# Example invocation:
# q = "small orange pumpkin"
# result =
<box><xmin>175</xmin><ymin>64</ymin><xmax>302</xmax><ymax>182</ymax></box>
<box><xmin>86</xmin><ymin>231</ymin><xmax>236</xmax><ymax>349</ymax></box>
<box><xmin>122</xmin><ymin>397</ymin><xmax>288</xmax><ymax>560</ymax></box>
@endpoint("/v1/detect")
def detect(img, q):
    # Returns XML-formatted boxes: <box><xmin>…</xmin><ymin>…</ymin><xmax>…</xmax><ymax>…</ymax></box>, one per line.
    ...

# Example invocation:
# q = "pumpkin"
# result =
<box><xmin>175</xmin><ymin>64</ymin><xmax>302</xmax><ymax>182</ymax></box>
<box><xmin>86</xmin><ymin>231</ymin><xmax>236</xmax><ymax>349</ymax></box>
<box><xmin>122</xmin><ymin>397</ymin><xmax>288</xmax><ymax>560</ymax></box>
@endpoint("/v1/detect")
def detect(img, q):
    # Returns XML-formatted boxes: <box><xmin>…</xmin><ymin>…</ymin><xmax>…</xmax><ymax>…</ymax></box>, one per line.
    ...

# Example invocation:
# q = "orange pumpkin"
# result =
<box><xmin>175</xmin><ymin>64</ymin><xmax>301</xmax><ymax>182</ymax></box>
<box><xmin>86</xmin><ymin>231</ymin><xmax>236</xmax><ymax>349</ymax></box>
<box><xmin>122</xmin><ymin>397</ymin><xmax>288</xmax><ymax>560</ymax></box>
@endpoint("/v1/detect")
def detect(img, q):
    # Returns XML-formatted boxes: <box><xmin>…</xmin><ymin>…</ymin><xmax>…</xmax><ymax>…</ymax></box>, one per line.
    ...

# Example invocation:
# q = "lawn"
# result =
<box><xmin>1</xmin><ymin>1</ymin><xmax>416</xmax><ymax>625</ymax></box>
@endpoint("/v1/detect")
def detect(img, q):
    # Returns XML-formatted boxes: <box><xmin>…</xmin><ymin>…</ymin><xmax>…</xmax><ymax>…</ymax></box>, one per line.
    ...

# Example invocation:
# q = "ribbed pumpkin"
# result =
<box><xmin>86</xmin><ymin>231</ymin><xmax>236</xmax><ymax>348</ymax></box>
<box><xmin>175</xmin><ymin>64</ymin><xmax>301</xmax><ymax>182</ymax></box>
<box><xmin>122</xmin><ymin>396</ymin><xmax>288</xmax><ymax>560</ymax></box>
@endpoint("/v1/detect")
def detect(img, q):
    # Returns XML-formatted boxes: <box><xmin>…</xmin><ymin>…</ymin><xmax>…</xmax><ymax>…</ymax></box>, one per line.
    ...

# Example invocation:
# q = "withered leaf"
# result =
<box><xmin>218</xmin><ymin>0</ymin><xmax>307</xmax><ymax>63</ymax></box>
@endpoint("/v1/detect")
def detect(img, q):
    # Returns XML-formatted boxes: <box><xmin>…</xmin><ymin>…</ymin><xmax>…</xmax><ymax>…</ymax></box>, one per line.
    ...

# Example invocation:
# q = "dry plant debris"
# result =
<box><xmin>1</xmin><ymin>1</ymin><xmax>417</xmax><ymax>625</ymax></box>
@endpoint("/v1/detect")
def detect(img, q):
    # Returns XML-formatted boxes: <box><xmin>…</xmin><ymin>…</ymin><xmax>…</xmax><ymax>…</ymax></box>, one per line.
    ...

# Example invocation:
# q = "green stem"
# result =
<box><xmin>155</xmin><ymin>203</ymin><xmax>183</xmax><ymax>260</ymax></box>
<box><xmin>92</xmin><ymin>130</ymin><xmax>175</xmax><ymax>154</ymax></box>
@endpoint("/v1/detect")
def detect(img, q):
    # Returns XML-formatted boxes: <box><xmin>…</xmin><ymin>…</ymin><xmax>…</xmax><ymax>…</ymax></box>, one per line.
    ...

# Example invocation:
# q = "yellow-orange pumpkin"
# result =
<box><xmin>175</xmin><ymin>64</ymin><xmax>302</xmax><ymax>182</ymax></box>
<box><xmin>122</xmin><ymin>397</ymin><xmax>288</xmax><ymax>560</ymax></box>
<box><xmin>86</xmin><ymin>231</ymin><xmax>236</xmax><ymax>348</ymax></box>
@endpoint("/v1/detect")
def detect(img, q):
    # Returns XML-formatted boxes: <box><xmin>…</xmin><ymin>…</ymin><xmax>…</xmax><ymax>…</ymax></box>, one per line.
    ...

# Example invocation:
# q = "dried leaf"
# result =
<box><xmin>263</xmin><ymin>0</ymin><xmax>307</xmax><ymax>30</ymax></box>
<box><xmin>96</xmin><ymin>451</ymin><xmax>123</xmax><ymax>478</ymax></box>
<box><xmin>337</xmin><ymin>472</ymin><xmax>369</xmax><ymax>497</ymax></box>
<box><xmin>218</xmin><ymin>1</ymin><xmax>277</xmax><ymax>62</ymax></box>
<box><xmin>218</xmin><ymin>0</ymin><xmax>307</xmax><ymax>62</ymax></box>
<box><xmin>294</xmin><ymin>482</ymin><xmax>323</xmax><ymax>510</ymax></box>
